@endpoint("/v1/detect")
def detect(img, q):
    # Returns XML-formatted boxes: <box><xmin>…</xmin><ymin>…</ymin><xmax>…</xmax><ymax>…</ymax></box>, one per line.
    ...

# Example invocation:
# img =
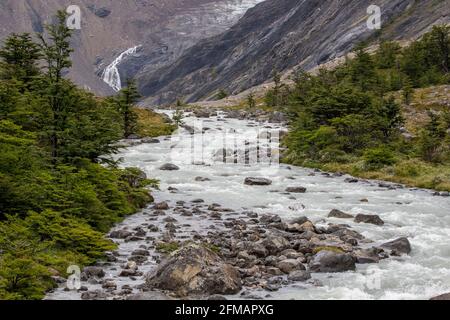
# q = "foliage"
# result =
<box><xmin>0</xmin><ymin>11</ymin><xmax>159</xmax><ymax>299</ymax></box>
<box><xmin>284</xmin><ymin>26</ymin><xmax>449</xmax><ymax>191</ymax></box>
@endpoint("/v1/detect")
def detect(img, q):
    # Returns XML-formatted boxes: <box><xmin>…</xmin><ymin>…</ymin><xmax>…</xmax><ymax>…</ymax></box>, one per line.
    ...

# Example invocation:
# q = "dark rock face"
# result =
<box><xmin>381</xmin><ymin>237</ymin><xmax>411</xmax><ymax>255</ymax></box>
<box><xmin>146</xmin><ymin>244</ymin><xmax>242</xmax><ymax>297</ymax></box>
<box><xmin>309</xmin><ymin>251</ymin><xmax>356</xmax><ymax>273</ymax></box>
<box><xmin>354</xmin><ymin>214</ymin><xmax>385</xmax><ymax>226</ymax></box>
<box><xmin>244</xmin><ymin>177</ymin><xmax>272</xmax><ymax>186</ymax></box>
<box><xmin>328</xmin><ymin>209</ymin><xmax>354</xmax><ymax>219</ymax></box>
<box><xmin>139</xmin><ymin>0</ymin><xmax>449</xmax><ymax>104</ymax></box>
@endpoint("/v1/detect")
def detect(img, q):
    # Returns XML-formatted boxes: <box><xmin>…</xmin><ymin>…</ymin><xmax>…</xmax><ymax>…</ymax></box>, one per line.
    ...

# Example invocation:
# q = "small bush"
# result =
<box><xmin>364</xmin><ymin>147</ymin><xmax>397</xmax><ymax>169</ymax></box>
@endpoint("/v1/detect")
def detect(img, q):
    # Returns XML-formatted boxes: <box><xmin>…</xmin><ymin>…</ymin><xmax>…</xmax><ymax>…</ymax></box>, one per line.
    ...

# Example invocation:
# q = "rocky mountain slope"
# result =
<box><xmin>138</xmin><ymin>0</ymin><xmax>449</xmax><ymax>105</ymax></box>
<box><xmin>0</xmin><ymin>0</ymin><xmax>264</xmax><ymax>94</ymax></box>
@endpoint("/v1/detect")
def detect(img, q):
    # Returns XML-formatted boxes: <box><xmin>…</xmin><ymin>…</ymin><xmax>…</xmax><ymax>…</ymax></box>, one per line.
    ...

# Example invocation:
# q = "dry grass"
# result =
<box><xmin>134</xmin><ymin>108</ymin><xmax>176</xmax><ymax>138</ymax></box>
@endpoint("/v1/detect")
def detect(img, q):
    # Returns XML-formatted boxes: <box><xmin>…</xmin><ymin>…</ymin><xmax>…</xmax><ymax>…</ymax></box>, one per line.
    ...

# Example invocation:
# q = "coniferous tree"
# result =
<box><xmin>0</xmin><ymin>33</ymin><xmax>41</xmax><ymax>88</ymax></box>
<box><xmin>116</xmin><ymin>78</ymin><xmax>140</xmax><ymax>138</ymax></box>
<box><xmin>38</xmin><ymin>10</ymin><xmax>73</xmax><ymax>163</ymax></box>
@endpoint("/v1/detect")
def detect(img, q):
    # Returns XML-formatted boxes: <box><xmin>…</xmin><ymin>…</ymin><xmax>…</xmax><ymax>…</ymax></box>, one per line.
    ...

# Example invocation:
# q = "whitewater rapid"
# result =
<box><xmin>47</xmin><ymin>111</ymin><xmax>450</xmax><ymax>300</ymax></box>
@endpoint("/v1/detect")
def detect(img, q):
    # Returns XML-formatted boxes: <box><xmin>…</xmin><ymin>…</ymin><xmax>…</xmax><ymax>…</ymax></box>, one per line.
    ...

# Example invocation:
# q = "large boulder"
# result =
<box><xmin>244</xmin><ymin>177</ymin><xmax>272</xmax><ymax>186</ymax></box>
<box><xmin>354</xmin><ymin>214</ymin><xmax>384</xmax><ymax>226</ymax></box>
<box><xmin>277</xmin><ymin>259</ymin><xmax>305</xmax><ymax>274</ymax></box>
<box><xmin>258</xmin><ymin>235</ymin><xmax>290</xmax><ymax>255</ymax></box>
<box><xmin>381</xmin><ymin>237</ymin><xmax>411</xmax><ymax>255</ymax></box>
<box><xmin>146</xmin><ymin>244</ymin><xmax>241</xmax><ymax>297</ymax></box>
<box><xmin>309</xmin><ymin>250</ymin><xmax>356</xmax><ymax>273</ymax></box>
<box><xmin>328</xmin><ymin>209</ymin><xmax>354</xmax><ymax>219</ymax></box>
<box><xmin>82</xmin><ymin>266</ymin><xmax>105</xmax><ymax>279</ymax></box>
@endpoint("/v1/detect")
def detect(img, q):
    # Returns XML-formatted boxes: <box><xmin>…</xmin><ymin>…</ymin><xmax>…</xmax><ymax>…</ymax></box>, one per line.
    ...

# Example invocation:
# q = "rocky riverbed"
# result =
<box><xmin>46</xmin><ymin>110</ymin><xmax>450</xmax><ymax>300</ymax></box>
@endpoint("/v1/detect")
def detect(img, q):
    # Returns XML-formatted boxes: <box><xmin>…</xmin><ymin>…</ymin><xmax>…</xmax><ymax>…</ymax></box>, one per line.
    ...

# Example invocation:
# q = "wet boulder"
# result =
<box><xmin>244</xmin><ymin>177</ymin><xmax>272</xmax><ymax>186</ymax></box>
<box><xmin>259</xmin><ymin>235</ymin><xmax>290</xmax><ymax>256</ymax></box>
<box><xmin>287</xmin><ymin>270</ymin><xmax>311</xmax><ymax>282</ymax></box>
<box><xmin>328</xmin><ymin>209</ymin><xmax>354</xmax><ymax>219</ymax></box>
<box><xmin>354</xmin><ymin>214</ymin><xmax>384</xmax><ymax>226</ymax></box>
<box><xmin>146</xmin><ymin>244</ymin><xmax>241</xmax><ymax>297</ymax></box>
<box><xmin>154</xmin><ymin>201</ymin><xmax>169</xmax><ymax>210</ymax></box>
<box><xmin>277</xmin><ymin>259</ymin><xmax>305</xmax><ymax>274</ymax></box>
<box><xmin>159</xmin><ymin>163</ymin><xmax>180</xmax><ymax>171</ymax></box>
<box><xmin>109</xmin><ymin>229</ymin><xmax>133</xmax><ymax>239</ymax></box>
<box><xmin>381</xmin><ymin>237</ymin><xmax>411</xmax><ymax>255</ymax></box>
<box><xmin>309</xmin><ymin>250</ymin><xmax>356</xmax><ymax>273</ymax></box>
<box><xmin>82</xmin><ymin>267</ymin><xmax>105</xmax><ymax>280</ymax></box>
<box><xmin>285</xmin><ymin>187</ymin><xmax>307</xmax><ymax>193</ymax></box>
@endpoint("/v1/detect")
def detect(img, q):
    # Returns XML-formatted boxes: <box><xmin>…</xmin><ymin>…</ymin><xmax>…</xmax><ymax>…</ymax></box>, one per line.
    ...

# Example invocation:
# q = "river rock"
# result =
<box><xmin>354</xmin><ymin>214</ymin><xmax>384</xmax><ymax>226</ymax></box>
<box><xmin>82</xmin><ymin>266</ymin><xmax>105</xmax><ymax>279</ymax></box>
<box><xmin>285</xmin><ymin>187</ymin><xmax>307</xmax><ymax>193</ymax></box>
<box><xmin>277</xmin><ymin>259</ymin><xmax>305</xmax><ymax>274</ymax></box>
<box><xmin>287</xmin><ymin>270</ymin><xmax>311</xmax><ymax>282</ymax></box>
<box><xmin>328</xmin><ymin>209</ymin><xmax>354</xmax><ymax>219</ymax></box>
<box><xmin>81</xmin><ymin>290</ymin><xmax>108</xmax><ymax>300</ymax></box>
<box><xmin>109</xmin><ymin>229</ymin><xmax>132</xmax><ymax>239</ymax></box>
<box><xmin>259</xmin><ymin>235</ymin><xmax>290</xmax><ymax>255</ymax></box>
<box><xmin>159</xmin><ymin>163</ymin><xmax>180</xmax><ymax>171</ymax></box>
<box><xmin>146</xmin><ymin>244</ymin><xmax>242</xmax><ymax>297</ymax></box>
<box><xmin>154</xmin><ymin>201</ymin><xmax>169</xmax><ymax>210</ymax></box>
<box><xmin>309</xmin><ymin>250</ymin><xmax>356</xmax><ymax>273</ymax></box>
<box><xmin>381</xmin><ymin>237</ymin><xmax>411</xmax><ymax>255</ymax></box>
<box><xmin>244</xmin><ymin>177</ymin><xmax>272</xmax><ymax>186</ymax></box>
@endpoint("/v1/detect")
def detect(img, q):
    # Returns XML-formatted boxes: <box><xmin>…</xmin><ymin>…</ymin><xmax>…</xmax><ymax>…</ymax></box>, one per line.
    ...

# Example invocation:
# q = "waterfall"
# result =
<box><xmin>102</xmin><ymin>46</ymin><xmax>140</xmax><ymax>92</ymax></box>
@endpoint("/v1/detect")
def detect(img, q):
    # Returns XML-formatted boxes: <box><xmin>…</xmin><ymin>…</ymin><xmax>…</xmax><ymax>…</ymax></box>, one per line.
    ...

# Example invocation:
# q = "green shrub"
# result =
<box><xmin>364</xmin><ymin>147</ymin><xmax>397</xmax><ymax>169</ymax></box>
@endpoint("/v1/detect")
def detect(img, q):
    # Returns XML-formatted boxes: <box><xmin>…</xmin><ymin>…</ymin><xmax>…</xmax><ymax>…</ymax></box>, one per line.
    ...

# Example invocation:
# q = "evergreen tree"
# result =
<box><xmin>0</xmin><ymin>33</ymin><xmax>41</xmax><ymax>88</ymax></box>
<box><xmin>37</xmin><ymin>10</ymin><xmax>73</xmax><ymax>163</ymax></box>
<box><xmin>247</xmin><ymin>92</ymin><xmax>256</xmax><ymax>109</ymax></box>
<box><xmin>116</xmin><ymin>78</ymin><xmax>140</xmax><ymax>138</ymax></box>
<box><xmin>402</xmin><ymin>76</ymin><xmax>414</xmax><ymax>105</ymax></box>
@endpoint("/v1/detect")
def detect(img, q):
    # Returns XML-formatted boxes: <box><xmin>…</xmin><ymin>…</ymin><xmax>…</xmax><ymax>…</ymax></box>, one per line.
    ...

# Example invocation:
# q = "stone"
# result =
<box><xmin>354</xmin><ymin>214</ymin><xmax>384</xmax><ymax>226</ymax></box>
<box><xmin>82</xmin><ymin>266</ymin><xmax>105</xmax><ymax>279</ymax></box>
<box><xmin>244</xmin><ymin>177</ymin><xmax>272</xmax><ymax>186</ymax></box>
<box><xmin>381</xmin><ymin>237</ymin><xmax>411</xmax><ymax>255</ymax></box>
<box><xmin>132</xmin><ymin>249</ymin><xmax>150</xmax><ymax>256</ymax></box>
<box><xmin>81</xmin><ymin>290</ymin><xmax>108</xmax><ymax>300</ymax></box>
<box><xmin>109</xmin><ymin>229</ymin><xmax>132</xmax><ymax>239</ymax></box>
<box><xmin>259</xmin><ymin>235</ymin><xmax>290</xmax><ymax>255</ymax></box>
<box><xmin>287</xmin><ymin>270</ymin><xmax>311</xmax><ymax>282</ymax></box>
<box><xmin>328</xmin><ymin>209</ymin><xmax>354</xmax><ymax>219</ymax></box>
<box><xmin>285</xmin><ymin>187</ymin><xmax>307</xmax><ymax>193</ymax></box>
<box><xmin>146</xmin><ymin>244</ymin><xmax>241</xmax><ymax>297</ymax></box>
<box><xmin>159</xmin><ymin>163</ymin><xmax>180</xmax><ymax>171</ymax></box>
<box><xmin>154</xmin><ymin>201</ymin><xmax>169</xmax><ymax>210</ymax></box>
<box><xmin>277</xmin><ymin>259</ymin><xmax>305</xmax><ymax>274</ymax></box>
<box><xmin>309</xmin><ymin>250</ymin><xmax>356</xmax><ymax>273</ymax></box>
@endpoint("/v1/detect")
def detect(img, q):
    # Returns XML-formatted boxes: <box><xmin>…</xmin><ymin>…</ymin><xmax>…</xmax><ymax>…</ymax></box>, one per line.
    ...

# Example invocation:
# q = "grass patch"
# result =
<box><xmin>155</xmin><ymin>242</ymin><xmax>180</xmax><ymax>254</ymax></box>
<box><xmin>312</xmin><ymin>246</ymin><xmax>345</xmax><ymax>255</ymax></box>
<box><xmin>134</xmin><ymin>108</ymin><xmax>177</xmax><ymax>138</ymax></box>
<box><xmin>305</xmin><ymin>158</ymin><xmax>450</xmax><ymax>192</ymax></box>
